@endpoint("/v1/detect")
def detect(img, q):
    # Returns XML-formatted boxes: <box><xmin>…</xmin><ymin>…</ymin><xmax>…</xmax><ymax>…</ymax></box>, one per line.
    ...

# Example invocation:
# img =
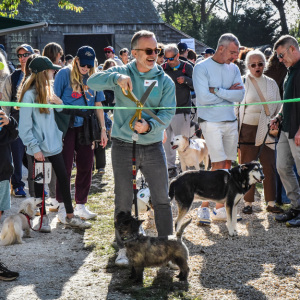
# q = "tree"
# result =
<box><xmin>0</xmin><ymin>0</ymin><xmax>83</xmax><ymax>17</ymax></box>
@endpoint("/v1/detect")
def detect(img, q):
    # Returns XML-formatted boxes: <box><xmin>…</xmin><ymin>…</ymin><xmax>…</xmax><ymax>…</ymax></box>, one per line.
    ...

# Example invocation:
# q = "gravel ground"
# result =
<box><xmin>1</xmin><ymin>148</ymin><xmax>300</xmax><ymax>300</ymax></box>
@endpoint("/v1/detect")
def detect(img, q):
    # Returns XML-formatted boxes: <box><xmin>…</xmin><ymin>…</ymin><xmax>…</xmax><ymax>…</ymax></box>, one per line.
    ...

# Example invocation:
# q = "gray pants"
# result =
<box><xmin>163</xmin><ymin>113</ymin><xmax>190</xmax><ymax>169</ymax></box>
<box><xmin>277</xmin><ymin>131</ymin><xmax>300</xmax><ymax>210</ymax></box>
<box><xmin>112</xmin><ymin>139</ymin><xmax>173</xmax><ymax>248</ymax></box>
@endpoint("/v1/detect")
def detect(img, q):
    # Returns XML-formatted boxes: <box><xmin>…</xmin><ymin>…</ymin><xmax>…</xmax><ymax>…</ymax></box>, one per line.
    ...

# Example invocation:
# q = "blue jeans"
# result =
<box><xmin>11</xmin><ymin>137</ymin><xmax>25</xmax><ymax>189</ymax></box>
<box><xmin>112</xmin><ymin>138</ymin><xmax>173</xmax><ymax>248</ymax></box>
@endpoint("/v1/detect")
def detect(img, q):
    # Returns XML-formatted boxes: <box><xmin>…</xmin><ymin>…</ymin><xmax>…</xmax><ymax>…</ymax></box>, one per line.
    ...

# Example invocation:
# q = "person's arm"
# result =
<box><xmin>1</xmin><ymin>76</ymin><xmax>12</xmax><ymax>115</ymax></box>
<box><xmin>0</xmin><ymin>111</ymin><xmax>18</xmax><ymax>146</ymax></box>
<box><xmin>95</xmin><ymin>91</ymin><xmax>108</xmax><ymax>147</ymax></box>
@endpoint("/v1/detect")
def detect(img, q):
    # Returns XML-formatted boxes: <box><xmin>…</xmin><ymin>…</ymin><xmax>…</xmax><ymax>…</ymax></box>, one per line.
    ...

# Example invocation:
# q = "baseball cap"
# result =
<box><xmin>16</xmin><ymin>44</ymin><xmax>34</xmax><ymax>54</ymax></box>
<box><xmin>76</xmin><ymin>46</ymin><xmax>96</xmax><ymax>67</ymax></box>
<box><xmin>0</xmin><ymin>44</ymin><xmax>5</xmax><ymax>52</ymax></box>
<box><xmin>177</xmin><ymin>42</ymin><xmax>188</xmax><ymax>53</ymax></box>
<box><xmin>104</xmin><ymin>46</ymin><xmax>115</xmax><ymax>53</ymax></box>
<box><xmin>203</xmin><ymin>48</ymin><xmax>215</xmax><ymax>55</ymax></box>
<box><xmin>29</xmin><ymin>56</ymin><xmax>61</xmax><ymax>74</ymax></box>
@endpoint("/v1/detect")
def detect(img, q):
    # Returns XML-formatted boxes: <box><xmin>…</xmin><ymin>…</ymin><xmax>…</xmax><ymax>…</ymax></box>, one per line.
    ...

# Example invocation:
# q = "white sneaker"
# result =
<box><xmin>48</xmin><ymin>198</ymin><xmax>59</xmax><ymax>212</ymax></box>
<box><xmin>115</xmin><ymin>248</ymin><xmax>129</xmax><ymax>266</ymax></box>
<box><xmin>212</xmin><ymin>207</ymin><xmax>243</xmax><ymax>222</ymax></box>
<box><xmin>212</xmin><ymin>207</ymin><xmax>227</xmax><ymax>221</ymax></box>
<box><xmin>197</xmin><ymin>207</ymin><xmax>211</xmax><ymax>225</ymax></box>
<box><xmin>39</xmin><ymin>215</ymin><xmax>51</xmax><ymax>233</ymax></box>
<box><xmin>57</xmin><ymin>203</ymin><xmax>67</xmax><ymax>224</ymax></box>
<box><xmin>66</xmin><ymin>215</ymin><xmax>92</xmax><ymax>229</ymax></box>
<box><xmin>74</xmin><ymin>204</ymin><xmax>97</xmax><ymax>220</ymax></box>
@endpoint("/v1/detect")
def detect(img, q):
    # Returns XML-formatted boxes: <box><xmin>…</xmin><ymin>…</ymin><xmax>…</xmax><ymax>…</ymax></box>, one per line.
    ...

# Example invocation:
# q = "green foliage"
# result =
<box><xmin>0</xmin><ymin>0</ymin><xmax>83</xmax><ymax>17</ymax></box>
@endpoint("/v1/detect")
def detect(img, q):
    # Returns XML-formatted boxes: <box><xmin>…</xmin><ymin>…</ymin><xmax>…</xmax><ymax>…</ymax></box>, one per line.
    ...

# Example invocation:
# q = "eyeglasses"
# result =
<box><xmin>134</xmin><ymin>48</ymin><xmax>161</xmax><ymax>55</ymax></box>
<box><xmin>164</xmin><ymin>54</ymin><xmax>177</xmax><ymax>61</ymax></box>
<box><xmin>80</xmin><ymin>64</ymin><xmax>92</xmax><ymax>69</ymax></box>
<box><xmin>277</xmin><ymin>46</ymin><xmax>290</xmax><ymax>59</ymax></box>
<box><xmin>249</xmin><ymin>62</ymin><xmax>264</xmax><ymax>68</ymax></box>
<box><xmin>17</xmin><ymin>53</ymin><xmax>31</xmax><ymax>58</ymax></box>
<box><xmin>104</xmin><ymin>51</ymin><xmax>112</xmax><ymax>54</ymax></box>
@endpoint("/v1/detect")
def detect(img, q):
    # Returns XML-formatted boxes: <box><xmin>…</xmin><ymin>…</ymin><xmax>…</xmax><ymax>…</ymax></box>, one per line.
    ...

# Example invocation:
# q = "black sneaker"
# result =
<box><xmin>286</xmin><ymin>215</ymin><xmax>300</xmax><ymax>227</ymax></box>
<box><xmin>0</xmin><ymin>262</ymin><xmax>19</xmax><ymax>281</ymax></box>
<box><xmin>168</xmin><ymin>168</ymin><xmax>178</xmax><ymax>179</ymax></box>
<box><xmin>274</xmin><ymin>209</ymin><xmax>299</xmax><ymax>222</ymax></box>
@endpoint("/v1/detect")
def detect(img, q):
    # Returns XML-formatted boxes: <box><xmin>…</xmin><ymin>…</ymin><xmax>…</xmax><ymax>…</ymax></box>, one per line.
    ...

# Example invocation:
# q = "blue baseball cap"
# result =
<box><xmin>104</xmin><ymin>46</ymin><xmax>115</xmax><ymax>53</ymax></box>
<box><xmin>0</xmin><ymin>44</ymin><xmax>5</xmax><ymax>52</ymax></box>
<box><xmin>16</xmin><ymin>44</ymin><xmax>34</xmax><ymax>54</ymax></box>
<box><xmin>76</xmin><ymin>46</ymin><xmax>96</xmax><ymax>67</ymax></box>
<box><xmin>177</xmin><ymin>42</ymin><xmax>188</xmax><ymax>53</ymax></box>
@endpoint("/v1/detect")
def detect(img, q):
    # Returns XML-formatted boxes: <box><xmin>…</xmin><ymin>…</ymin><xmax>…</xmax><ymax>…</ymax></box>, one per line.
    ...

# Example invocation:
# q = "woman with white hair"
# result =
<box><xmin>237</xmin><ymin>49</ymin><xmax>282</xmax><ymax>214</ymax></box>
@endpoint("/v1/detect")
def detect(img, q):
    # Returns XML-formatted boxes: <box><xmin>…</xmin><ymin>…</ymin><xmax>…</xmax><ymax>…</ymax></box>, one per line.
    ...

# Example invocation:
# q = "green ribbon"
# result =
<box><xmin>1</xmin><ymin>98</ymin><xmax>300</xmax><ymax>110</ymax></box>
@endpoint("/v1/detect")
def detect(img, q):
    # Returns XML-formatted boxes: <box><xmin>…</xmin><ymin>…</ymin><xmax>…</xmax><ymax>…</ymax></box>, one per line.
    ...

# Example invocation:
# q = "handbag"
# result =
<box><xmin>79</xmin><ymin>85</ymin><xmax>101</xmax><ymax>145</ymax></box>
<box><xmin>249</xmin><ymin>76</ymin><xmax>280</xmax><ymax>138</ymax></box>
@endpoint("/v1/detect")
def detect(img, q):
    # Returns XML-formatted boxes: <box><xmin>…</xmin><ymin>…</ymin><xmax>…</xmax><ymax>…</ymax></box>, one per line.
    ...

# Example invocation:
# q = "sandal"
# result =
<box><xmin>266</xmin><ymin>205</ymin><xmax>284</xmax><ymax>214</ymax></box>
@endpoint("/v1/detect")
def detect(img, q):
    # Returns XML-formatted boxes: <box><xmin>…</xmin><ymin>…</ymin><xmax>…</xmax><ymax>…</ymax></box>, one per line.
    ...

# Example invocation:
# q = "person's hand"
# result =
<box><xmin>49</xmin><ymin>94</ymin><xmax>63</xmax><ymax>105</ymax></box>
<box><xmin>229</xmin><ymin>83</ymin><xmax>243</xmax><ymax>90</ymax></box>
<box><xmin>177</xmin><ymin>76</ymin><xmax>185</xmax><ymax>84</ymax></box>
<box><xmin>295</xmin><ymin>128</ymin><xmax>300</xmax><ymax>147</ymax></box>
<box><xmin>100</xmin><ymin>128</ymin><xmax>108</xmax><ymax>148</ymax></box>
<box><xmin>163</xmin><ymin>129</ymin><xmax>167</xmax><ymax>144</ymax></box>
<box><xmin>134</xmin><ymin>119</ymin><xmax>149</xmax><ymax>134</ymax></box>
<box><xmin>0</xmin><ymin>110</ymin><xmax>9</xmax><ymax>127</ymax></box>
<box><xmin>117</xmin><ymin>75</ymin><xmax>132</xmax><ymax>91</ymax></box>
<box><xmin>270</xmin><ymin>117</ymin><xmax>279</xmax><ymax>130</ymax></box>
<box><xmin>34</xmin><ymin>151</ymin><xmax>45</xmax><ymax>161</ymax></box>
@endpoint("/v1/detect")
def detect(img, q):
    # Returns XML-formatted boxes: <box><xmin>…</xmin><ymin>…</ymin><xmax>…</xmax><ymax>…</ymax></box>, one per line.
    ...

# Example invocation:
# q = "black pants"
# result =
<box><xmin>30</xmin><ymin>153</ymin><xmax>73</xmax><ymax>214</ymax></box>
<box><xmin>94</xmin><ymin>145</ymin><xmax>106</xmax><ymax>169</ymax></box>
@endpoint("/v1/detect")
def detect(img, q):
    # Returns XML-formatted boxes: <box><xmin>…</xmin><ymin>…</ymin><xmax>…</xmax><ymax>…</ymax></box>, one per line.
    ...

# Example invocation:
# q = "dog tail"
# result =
<box><xmin>176</xmin><ymin>218</ymin><xmax>192</xmax><ymax>241</ymax></box>
<box><xmin>0</xmin><ymin>220</ymin><xmax>20</xmax><ymax>246</ymax></box>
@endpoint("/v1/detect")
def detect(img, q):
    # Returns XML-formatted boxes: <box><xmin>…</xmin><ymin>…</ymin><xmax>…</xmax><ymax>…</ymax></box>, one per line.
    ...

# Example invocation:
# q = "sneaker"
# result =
<box><xmin>97</xmin><ymin>168</ymin><xmax>105</xmax><ymax>174</ymax></box>
<box><xmin>43</xmin><ymin>190</ymin><xmax>48</xmax><ymax>198</ymax></box>
<box><xmin>74</xmin><ymin>204</ymin><xmax>97</xmax><ymax>220</ymax></box>
<box><xmin>115</xmin><ymin>248</ymin><xmax>129</xmax><ymax>266</ymax></box>
<box><xmin>66</xmin><ymin>215</ymin><xmax>92</xmax><ymax>229</ymax></box>
<box><xmin>212</xmin><ymin>207</ymin><xmax>227</xmax><ymax>221</ymax></box>
<box><xmin>48</xmin><ymin>198</ymin><xmax>59</xmax><ymax>212</ymax></box>
<box><xmin>275</xmin><ymin>209</ymin><xmax>299</xmax><ymax>222</ymax></box>
<box><xmin>57</xmin><ymin>203</ymin><xmax>67</xmax><ymax>224</ymax></box>
<box><xmin>168</xmin><ymin>168</ymin><xmax>178</xmax><ymax>179</ymax></box>
<box><xmin>286</xmin><ymin>215</ymin><xmax>300</xmax><ymax>227</ymax></box>
<box><xmin>197</xmin><ymin>207</ymin><xmax>211</xmax><ymax>225</ymax></box>
<box><xmin>0</xmin><ymin>262</ymin><xmax>19</xmax><ymax>281</ymax></box>
<box><xmin>13</xmin><ymin>187</ymin><xmax>26</xmax><ymax>197</ymax></box>
<box><xmin>37</xmin><ymin>215</ymin><xmax>51</xmax><ymax>233</ymax></box>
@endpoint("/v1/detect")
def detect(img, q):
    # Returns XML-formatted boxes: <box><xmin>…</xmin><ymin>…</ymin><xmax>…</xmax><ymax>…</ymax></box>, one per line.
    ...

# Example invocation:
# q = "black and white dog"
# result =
<box><xmin>169</xmin><ymin>161</ymin><xmax>264</xmax><ymax>236</ymax></box>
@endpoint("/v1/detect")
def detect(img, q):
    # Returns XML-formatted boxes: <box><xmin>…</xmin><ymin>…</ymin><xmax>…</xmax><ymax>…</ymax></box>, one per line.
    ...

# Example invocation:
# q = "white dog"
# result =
<box><xmin>171</xmin><ymin>135</ymin><xmax>209</xmax><ymax>171</ymax></box>
<box><xmin>0</xmin><ymin>198</ymin><xmax>42</xmax><ymax>246</ymax></box>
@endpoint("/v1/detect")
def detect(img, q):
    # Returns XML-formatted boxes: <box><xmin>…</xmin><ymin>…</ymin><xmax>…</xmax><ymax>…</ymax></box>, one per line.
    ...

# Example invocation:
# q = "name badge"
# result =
<box><xmin>144</xmin><ymin>80</ymin><xmax>158</xmax><ymax>87</ymax></box>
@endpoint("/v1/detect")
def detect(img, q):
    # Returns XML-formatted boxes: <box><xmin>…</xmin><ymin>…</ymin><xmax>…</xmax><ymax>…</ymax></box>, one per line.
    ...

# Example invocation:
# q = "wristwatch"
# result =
<box><xmin>214</xmin><ymin>88</ymin><xmax>219</xmax><ymax>94</ymax></box>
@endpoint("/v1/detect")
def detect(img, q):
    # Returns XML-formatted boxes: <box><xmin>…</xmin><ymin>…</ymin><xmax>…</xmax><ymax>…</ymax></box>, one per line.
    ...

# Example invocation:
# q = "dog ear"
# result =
<box><xmin>240</xmin><ymin>164</ymin><xmax>248</xmax><ymax>170</ymax></box>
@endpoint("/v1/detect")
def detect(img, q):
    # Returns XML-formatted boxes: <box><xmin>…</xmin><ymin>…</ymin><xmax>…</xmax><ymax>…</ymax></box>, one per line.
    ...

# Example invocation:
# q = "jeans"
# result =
<box><xmin>11</xmin><ymin>137</ymin><xmax>25</xmax><ymax>189</ymax></box>
<box><xmin>112</xmin><ymin>138</ymin><xmax>173</xmax><ymax>248</ymax></box>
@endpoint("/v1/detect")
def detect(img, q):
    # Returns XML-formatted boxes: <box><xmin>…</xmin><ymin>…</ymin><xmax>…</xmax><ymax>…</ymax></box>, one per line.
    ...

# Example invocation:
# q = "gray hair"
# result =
<box><xmin>217</xmin><ymin>33</ymin><xmax>240</xmax><ymax>49</ymax></box>
<box><xmin>131</xmin><ymin>30</ymin><xmax>156</xmax><ymax>50</ymax></box>
<box><xmin>245</xmin><ymin>49</ymin><xmax>266</xmax><ymax>68</ymax></box>
<box><xmin>164</xmin><ymin>44</ymin><xmax>179</xmax><ymax>55</ymax></box>
<box><xmin>274</xmin><ymin>35</ymin><xmax>299</xmax><ymax>51</ymax></box>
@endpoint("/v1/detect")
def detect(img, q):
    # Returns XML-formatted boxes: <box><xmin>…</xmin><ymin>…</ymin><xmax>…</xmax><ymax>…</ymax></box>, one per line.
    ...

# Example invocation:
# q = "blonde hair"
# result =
<box><xmin>70</xmin><ymin>57</ymin><xmax>96</xmax><ymax>92</ymax></box>
<box><xmin>18</xmin><ymin>71</ymin><xmax>51</xmax><ymax>114</ymax></box>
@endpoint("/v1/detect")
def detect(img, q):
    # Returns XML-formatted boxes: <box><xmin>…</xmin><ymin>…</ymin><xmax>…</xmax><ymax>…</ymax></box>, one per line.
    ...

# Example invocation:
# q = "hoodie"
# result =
<box><xmin>88</xmin><ymin>60</ymin><xmax>176</xmax><ymax>144</ymax></box>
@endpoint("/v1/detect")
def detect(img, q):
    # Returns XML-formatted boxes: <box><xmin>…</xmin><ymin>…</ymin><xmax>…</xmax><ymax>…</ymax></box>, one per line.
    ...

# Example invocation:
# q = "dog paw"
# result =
<box><xmin>228</xmin><ymin>230</ymin><xmax>238</xmax><ymax>237</ymax></box>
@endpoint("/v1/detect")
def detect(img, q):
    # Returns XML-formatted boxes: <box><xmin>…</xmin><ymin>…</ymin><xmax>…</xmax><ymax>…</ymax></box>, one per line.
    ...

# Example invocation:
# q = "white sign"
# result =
<box><xmin>181</xmin><ymin>39</ymin><xmax>195</xmax><ymax>51</ymax></box>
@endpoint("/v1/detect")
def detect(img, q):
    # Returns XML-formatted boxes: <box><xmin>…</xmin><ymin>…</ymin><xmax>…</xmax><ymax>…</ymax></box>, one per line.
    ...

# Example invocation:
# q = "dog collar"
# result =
<box><xmin>20</xmin><ymin>210</ymin><xmax>33</xmax><ymax>220</ymax></box>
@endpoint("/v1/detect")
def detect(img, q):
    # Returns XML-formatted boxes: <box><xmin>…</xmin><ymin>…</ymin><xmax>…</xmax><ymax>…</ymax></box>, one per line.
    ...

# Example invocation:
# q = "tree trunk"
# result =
<box><xmin>268</xmin><ymin>0</ymin><xmax>289</xmax><ymax>34</ymax></box>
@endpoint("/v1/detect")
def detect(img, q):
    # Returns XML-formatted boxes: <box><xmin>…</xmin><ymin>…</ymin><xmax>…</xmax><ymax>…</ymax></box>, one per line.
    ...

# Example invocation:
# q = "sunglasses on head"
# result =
<box><xmin>80</xmin><ymin>63</ymin><xmax>92</xmax><ymax>69</ymax></box>
<box><xmin>164</xmin><ymin>54</ymin><xmax>177</xmax><ymax>61</ymax></box>
<box><xmin>249</xmin><ymin>62</ymin><xmax>264</xmax><ymax>68</ymax></box>
<box><xmin>17</xmin><ymin>53</ymin><xmax>31</xmax><ymax>58</ymax></box>
<box><xmin>134</xmin><ymin>48</ymin><xmax>161</xmax><ymax>55</ymax></box>
<box><xmin>105</xmin><ymin>51</ymin><xmax>112</xmax><ymax>54</ymax></box>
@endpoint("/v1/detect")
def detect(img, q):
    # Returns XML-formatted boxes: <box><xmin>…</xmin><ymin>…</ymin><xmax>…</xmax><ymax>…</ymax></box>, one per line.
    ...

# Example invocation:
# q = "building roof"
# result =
<box><xmin>15</xmin><ymin>0</ymin><xmax>163</xmax><ymax>25</ymax></box>
<box><xmin>0</xmin><ymin>16</ymin><xmax>33</xmax><ymax>30</ymax></box>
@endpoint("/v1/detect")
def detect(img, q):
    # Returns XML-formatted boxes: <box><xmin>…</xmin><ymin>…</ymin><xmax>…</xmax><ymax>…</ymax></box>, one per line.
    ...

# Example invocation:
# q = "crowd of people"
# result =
<box><xmin>0</xmin><ymin>30</ymin><xmax>299</xmax><ymax>278</ymax></box>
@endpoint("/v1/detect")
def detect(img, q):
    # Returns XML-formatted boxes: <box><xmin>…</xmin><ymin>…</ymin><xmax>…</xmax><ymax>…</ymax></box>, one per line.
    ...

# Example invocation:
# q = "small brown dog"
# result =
<box><xmin>170</xmin><ymin>135</ymin><xmax>209</xmax><ymax>171</ymax></box>
<box><xmin>115</xmin><ymin>211</ymin><xmax>191</xmax><ymax>283</ymax></box>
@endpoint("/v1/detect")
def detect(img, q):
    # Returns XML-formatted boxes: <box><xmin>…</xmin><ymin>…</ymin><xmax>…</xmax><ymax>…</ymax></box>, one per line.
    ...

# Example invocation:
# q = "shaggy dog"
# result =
<box><xmin>169</xmin><ymin>161</ymin><xmax>264</xmax><ymax>236</ymax></box>
<box><xmin>0</xmin><ymin>198</ymin><xmax>43</xmax><ymax>246</ymax></box>
<box><xmin>115</xmin><ymin>211</ymin><xmax>191</xmax><ymax>283</ymax></box>
<box><xmin>171</xmin><ymin>135</ymin><xmax>209</xmax><ymax>171</ymax></box>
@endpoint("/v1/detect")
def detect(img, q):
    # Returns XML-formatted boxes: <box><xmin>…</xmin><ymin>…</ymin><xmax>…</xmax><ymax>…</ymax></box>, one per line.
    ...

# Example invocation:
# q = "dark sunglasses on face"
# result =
<box><xmin>105</xmin><ymin>51</ymin><xmax>112</xmax><ymax>54</ymax></box>
<box><xmin>80</xmin><ymin>64</ymin><xmax>92</xmax><ymax>69</ymax></box>
<box><xmin>277</xmin><ymin>46</ymin><xmax>290</xmax><ymax>59</ymax></box>
<box><xmin>249</xmin><ymin>62</ymin><xmax>264</xmax><ymax>68</ymax></box>
<box><xmin>134</xmin><ymin>48</ymin><xmax>161</xmax><ymax>55</ymax></box>
<box><xmin>17</xmin><ymin>53</ymin><xmax>31</xmax><ymax>58</ymax></box>
<box><xmin>164</xmin><ymin>54</ymin><xmax>177</xmax><ymax>61</ymax></box>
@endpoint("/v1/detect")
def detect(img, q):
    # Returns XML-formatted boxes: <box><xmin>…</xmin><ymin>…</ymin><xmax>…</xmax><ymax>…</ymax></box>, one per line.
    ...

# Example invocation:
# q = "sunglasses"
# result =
<box><xmin>277</xmin><ymin>46</ymin><xmax>290</xmax><ymax>59</ymax></box>
<box><xmin>134</xmin><ymin>48</ymin><xmax>161</xmax><ymax>55</ymax></box>
<box><xmin>249</xmin><ymin>62</ymin><xmax>264</xmax><ymax>68</ymax></box>
<box><xmin>80</xmin><ymin>64</ymin><xmax>92</xmax><ymax>69</ymax></box>
<box><xmin>164</xmin><ymin>54</ymin><xmax>177</xmax><ymax>61</ymax></box>
<box><xmin>17</xmin><ymin>53</ymin><xmax>31</xmax><ymax>58</ymax></box>
<box><xmin>104</xmin><ymin>51</ymin><xmax>112</xmax><ymax>54</ymax></box>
